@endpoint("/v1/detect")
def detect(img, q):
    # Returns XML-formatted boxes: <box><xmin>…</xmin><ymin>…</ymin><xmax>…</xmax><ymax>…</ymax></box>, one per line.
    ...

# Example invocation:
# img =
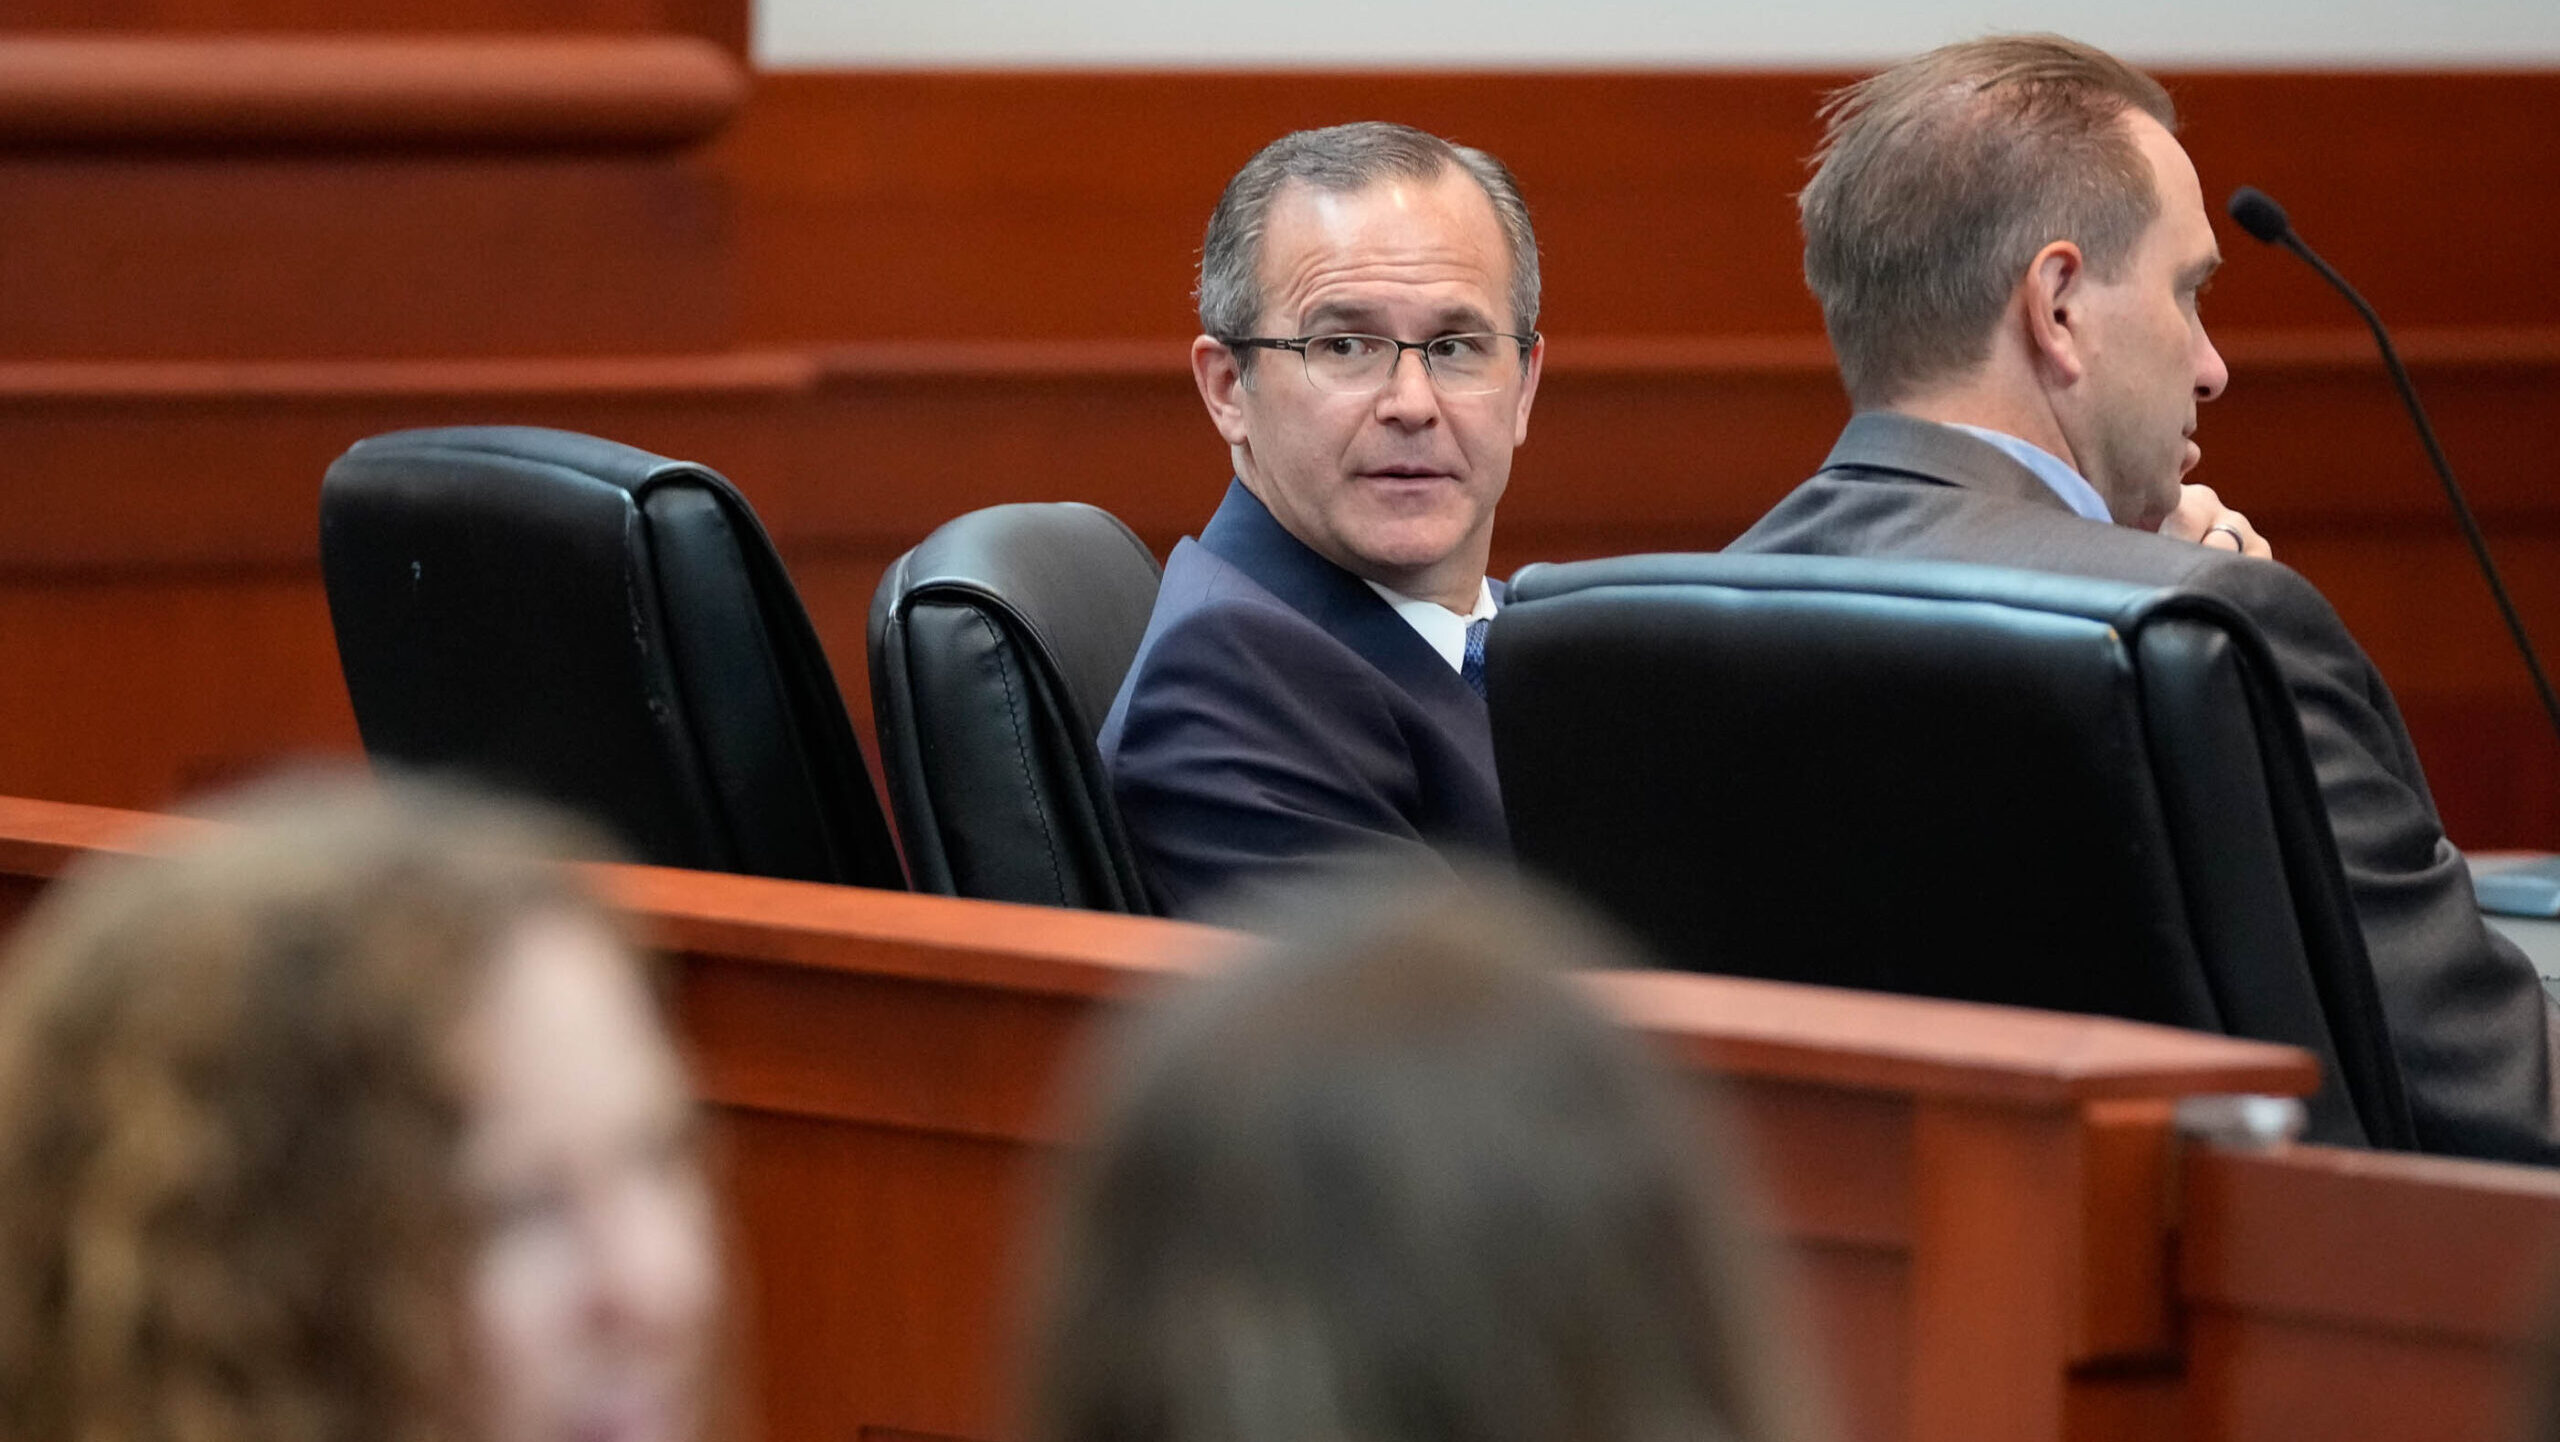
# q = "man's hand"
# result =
<box><xmin>2160</xmin><ymin>483</ymin><xmax>2271</xmax><ymax>560</ymax></box>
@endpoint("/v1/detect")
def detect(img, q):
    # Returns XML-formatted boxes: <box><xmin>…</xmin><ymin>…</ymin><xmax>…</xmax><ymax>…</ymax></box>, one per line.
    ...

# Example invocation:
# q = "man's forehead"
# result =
<box><xmin>1263</xmin><ymin>168</ymin><xmax>1496</xmax><ymax>240</ymax></box>
<box><xmin>2116</xmin><ymin>109</ymin><xmax>2218</xmax><ymax>254</ymax></box>
<box><xmin>1255</xmin><ymin>170</ymin><xmax>1511</xmax><ymax>309</ymax></box>
<box><xmin>2121</xmin><ymin>110</ymin><xmax>2203</xmax><ymax>205</ymax></box>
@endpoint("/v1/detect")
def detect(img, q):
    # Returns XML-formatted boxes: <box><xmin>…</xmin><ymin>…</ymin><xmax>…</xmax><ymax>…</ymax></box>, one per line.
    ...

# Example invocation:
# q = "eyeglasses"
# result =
<box><xmin>1221</xmin><ymin>331</ymin><xmax>1539</xmax><ymax>396</ymax></box>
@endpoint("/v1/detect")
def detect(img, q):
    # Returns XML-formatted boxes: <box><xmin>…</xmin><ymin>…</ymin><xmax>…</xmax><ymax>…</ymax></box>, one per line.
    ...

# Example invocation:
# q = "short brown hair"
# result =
<box><xmin>1800</xmin><ymin>34</ymin><xmax>2177</xmax><ymax>407</ymax></box>
<box><xmin>1028</xmin><ymin>878</ymin><xmax>1810</xmax><ymax>1442</ymax></box>
<box><xmin>0</xmin><ymin>776</ymin><xmax>613</xmax><ymax>1442</ymax></box>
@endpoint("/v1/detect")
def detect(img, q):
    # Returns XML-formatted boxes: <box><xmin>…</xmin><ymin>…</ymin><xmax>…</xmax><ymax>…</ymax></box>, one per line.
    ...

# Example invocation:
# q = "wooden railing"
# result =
<box><xmin>9</xmin><ymin>796</ymin><xmax>2555</xmax><ymax>1442</ymax></box>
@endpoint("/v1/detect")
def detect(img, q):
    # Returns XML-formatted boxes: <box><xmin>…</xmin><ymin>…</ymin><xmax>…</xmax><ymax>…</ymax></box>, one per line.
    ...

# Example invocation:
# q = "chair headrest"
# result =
<box><xmin>885</xmin><ymin>501</ymin><xmax>1161</xmax><ymax>735</ymax></box>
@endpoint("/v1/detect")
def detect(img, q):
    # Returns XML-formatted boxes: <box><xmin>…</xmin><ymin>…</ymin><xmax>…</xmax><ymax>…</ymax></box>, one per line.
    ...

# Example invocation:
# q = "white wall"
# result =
<box><xmin>756</xmin><ymin>0</ymin><xmax>2560</xmax><ymax>69</ymax></box>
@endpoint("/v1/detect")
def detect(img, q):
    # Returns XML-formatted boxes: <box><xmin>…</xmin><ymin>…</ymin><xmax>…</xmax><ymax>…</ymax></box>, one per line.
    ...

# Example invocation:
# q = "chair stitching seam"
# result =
<box><xmin>970</xmin><ymin>609</ymin><xmax>1068</xmax><ymax>903</ymax></box>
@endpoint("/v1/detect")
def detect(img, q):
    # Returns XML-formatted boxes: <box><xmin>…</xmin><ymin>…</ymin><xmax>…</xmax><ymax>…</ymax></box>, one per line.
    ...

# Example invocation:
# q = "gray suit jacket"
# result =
<box><xmin>1729</xmin><ymin>411</ymin><xmax>2560</xmax><ymax>1165</ymax></box>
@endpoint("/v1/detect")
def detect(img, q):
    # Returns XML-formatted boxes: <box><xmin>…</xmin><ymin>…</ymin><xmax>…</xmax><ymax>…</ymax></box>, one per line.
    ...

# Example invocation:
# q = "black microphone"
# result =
<box><xmin>2225</xmin><ymin>185</ymin><xmax>2560</xmax><ymax>749</ymax></box>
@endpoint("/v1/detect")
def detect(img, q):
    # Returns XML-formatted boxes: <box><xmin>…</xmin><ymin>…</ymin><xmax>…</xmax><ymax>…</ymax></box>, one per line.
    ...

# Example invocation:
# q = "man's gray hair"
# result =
<box><xmin>1800</xmin><ymin>34</ymin><xmax>2178</xmax><ymax>408</ymax></box>
<box><xmin>1198</xmin><ymin>121</ymin><xmax>1541</xmax><ymax>347</ymax></box>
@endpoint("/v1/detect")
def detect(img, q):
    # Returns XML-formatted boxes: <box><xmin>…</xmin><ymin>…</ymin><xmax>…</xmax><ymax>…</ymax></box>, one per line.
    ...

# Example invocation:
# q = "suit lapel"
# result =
<box><xmin>1819</xmin><ymin>411</ymin><xmax>2080</xmax><ymax>517</ymax></box>
<box><xmin>1197</xmin><ymin>479</ymin><xmax>1486</xmax><ymax>716</ymax></box>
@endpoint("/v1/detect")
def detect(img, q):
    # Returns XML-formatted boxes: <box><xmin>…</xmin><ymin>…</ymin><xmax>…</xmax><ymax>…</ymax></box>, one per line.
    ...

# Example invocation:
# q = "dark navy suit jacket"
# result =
<box><xmin>1098</xmin><ymin>481</ymin><xmax>1507</xmax><ymax>919</ymax></box>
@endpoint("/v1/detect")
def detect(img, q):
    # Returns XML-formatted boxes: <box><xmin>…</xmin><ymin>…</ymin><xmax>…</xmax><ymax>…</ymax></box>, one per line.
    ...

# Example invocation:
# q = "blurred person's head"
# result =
<box><xmin>0</xmin><ymin>776</ymin><xmax>719</xmax><ymax>1442</ymax></box>
<box><xmin>1029</xmin><ymin>879</ymin><xmax>1809</xmax><ymax>1442</ymax></box>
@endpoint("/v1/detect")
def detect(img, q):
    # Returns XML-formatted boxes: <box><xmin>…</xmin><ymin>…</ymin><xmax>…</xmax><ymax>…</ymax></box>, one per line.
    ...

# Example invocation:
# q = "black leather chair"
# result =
<box><xmin>1489</xmin><ymin>552</ymin><xmax>2415</xmax><ymax>1149</ymax></box>
<box><xmin>319</xmin><ymin>426</ymin><xmax>905</xmax><ymax>889</ymax></box>
<box><xmin>869</xmin><ymin>502</ymin><xmax>1160</xmax><ymax>912</ymax></box>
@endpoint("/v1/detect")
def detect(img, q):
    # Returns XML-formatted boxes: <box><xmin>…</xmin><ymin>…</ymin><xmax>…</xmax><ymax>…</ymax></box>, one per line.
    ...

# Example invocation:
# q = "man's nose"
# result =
<box><xmin>1372</xmin><ymin>347</ymin><xmax>1441</xmax><ymax>423</ymax></box>
<box><xmin>2195</xmin><ymin>326</ymin><xmax>2230</xmax><ymax>403</ymax></box>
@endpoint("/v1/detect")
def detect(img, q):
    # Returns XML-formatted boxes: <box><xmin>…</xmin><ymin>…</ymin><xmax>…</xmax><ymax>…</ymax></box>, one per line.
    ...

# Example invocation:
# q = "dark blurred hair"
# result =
<box><xmin>1800</xmin><ymin>33</ymin><xmax>2177</xmax><ymax>407</ymax></box>
<box><xmin>0</xmin><ymin>774</ymin><xmax>613</xmax><ymax>1442</ymax></box>
<box><xmin>1029</xmin><ymin>878</ymin><xmax>1808</xmax><ymax>1442</ymax></box>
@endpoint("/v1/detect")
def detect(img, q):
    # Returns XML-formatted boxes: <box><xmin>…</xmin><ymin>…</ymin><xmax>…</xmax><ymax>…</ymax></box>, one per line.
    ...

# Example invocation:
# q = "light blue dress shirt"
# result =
<box><xmin>1947</xmin><ymin>424</ymin><xmax>2113</xmax><ymax>523</ymax></box>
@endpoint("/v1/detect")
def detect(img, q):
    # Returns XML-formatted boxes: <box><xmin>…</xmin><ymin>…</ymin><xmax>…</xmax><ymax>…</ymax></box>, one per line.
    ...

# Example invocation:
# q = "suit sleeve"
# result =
<box><xmin>2210</xmin><ymin>557</ymin><xmax>2560</xmax><ymax>1163</ymax></box>
<box><xmin>1108</xmin><ymin>600</ymin><xmax>1453</xmax><ymax>920</ymax></box>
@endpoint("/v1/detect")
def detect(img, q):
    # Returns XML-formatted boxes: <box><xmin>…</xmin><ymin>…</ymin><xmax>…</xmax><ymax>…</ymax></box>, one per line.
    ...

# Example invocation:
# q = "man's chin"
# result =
<box><xmin>1343</xmin><ymin>527</ymin><xmax>1483</xmax><ymax>589</ymax></box>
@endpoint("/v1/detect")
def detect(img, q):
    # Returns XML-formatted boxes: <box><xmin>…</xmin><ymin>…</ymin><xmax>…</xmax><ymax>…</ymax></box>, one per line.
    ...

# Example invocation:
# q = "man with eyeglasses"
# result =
<box><xmin>1098</xmin><ymin>122</ymin><xmax>1543</xmax><ymax>918</ymax></box>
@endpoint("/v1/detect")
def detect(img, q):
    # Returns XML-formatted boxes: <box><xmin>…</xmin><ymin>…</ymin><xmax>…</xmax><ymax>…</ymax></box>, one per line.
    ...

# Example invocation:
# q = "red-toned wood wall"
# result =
<box><xmin>5</xmin><ymin>0</ymin><xmax>748</xmax><ymax>51</ymax></box>
<box><xmin>1</xmin><ymin>46</ymin><xmax>2555</xmax><ymax>842</ymax></box>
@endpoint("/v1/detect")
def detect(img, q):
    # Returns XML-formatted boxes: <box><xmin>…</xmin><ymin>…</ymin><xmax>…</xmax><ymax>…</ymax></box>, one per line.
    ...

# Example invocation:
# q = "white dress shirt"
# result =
<box><xmin>1363</xmin><ymin>577</ymin><xmax>1500</xmax><ymax>672</ymax></box>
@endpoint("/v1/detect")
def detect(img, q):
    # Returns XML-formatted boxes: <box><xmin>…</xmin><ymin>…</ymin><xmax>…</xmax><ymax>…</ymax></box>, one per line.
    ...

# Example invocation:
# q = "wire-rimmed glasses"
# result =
<box><xmin>1220</xmin><ymin>331</ymin><xmax>1539</xmax><ymax>395</ymax></box>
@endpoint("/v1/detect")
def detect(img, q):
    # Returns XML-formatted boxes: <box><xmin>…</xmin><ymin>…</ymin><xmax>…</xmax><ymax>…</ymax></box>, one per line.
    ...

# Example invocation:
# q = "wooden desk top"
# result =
<box><xmin>0</xmin><ymin>791</ymin><xmax>2316</xmax><ymax>1115</ymax></box>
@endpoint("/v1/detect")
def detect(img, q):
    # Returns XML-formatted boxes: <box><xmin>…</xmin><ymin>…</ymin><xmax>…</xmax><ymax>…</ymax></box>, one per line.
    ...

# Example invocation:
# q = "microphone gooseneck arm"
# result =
<box><xmin>2225</xmin><ymin>186</ymin><xmax>2560</xmax><ymax>749</ymax></box>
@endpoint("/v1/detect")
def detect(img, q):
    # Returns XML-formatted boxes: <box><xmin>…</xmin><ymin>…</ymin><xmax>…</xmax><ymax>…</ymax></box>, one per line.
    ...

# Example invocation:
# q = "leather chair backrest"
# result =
<box><xmin>1491</xmin><ymin>551</ymin><xmax>2415</xmax><ymax>1150</ymax></box>
<box><xmin>320</xmin><ymin>426</ymin><xmax>905</xmax><ymax>889</ymax></box>
<box><xmin>869</xmin><ymin>502</ymin><xmax>1160</xmax><ymax>912</ymax></box>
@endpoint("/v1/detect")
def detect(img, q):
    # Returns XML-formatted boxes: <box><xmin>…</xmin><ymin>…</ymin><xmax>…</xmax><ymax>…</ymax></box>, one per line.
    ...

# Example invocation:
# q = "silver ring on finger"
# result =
<box><xmin>2206</xmin><ymin>522</ymin><xmax>2245</xmax><ymax>551</ymax></box>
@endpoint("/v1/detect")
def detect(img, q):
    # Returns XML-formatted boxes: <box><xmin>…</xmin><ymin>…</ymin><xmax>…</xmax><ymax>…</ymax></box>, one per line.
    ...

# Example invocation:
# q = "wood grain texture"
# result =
<box><xmin>5</xmin><ymin>347</ymin><xmax>2554</xmax><ymax>841</ymax></box>
<box><xmin>8</xmin><ymin>796</ymin><xmax>2554</xmax><ymax>1442</ymax></box>
<box><xmin>0</xmin><ymin>794</ymin><xmax>2335</xmax><ymax>1442</ymax></box>
<box><xmin>0</xmin><ymin>572</ymin><xmax>359</xmax><ymax>809</ymax></box>
<box><xmin>1</xmin><ymin>65</ymin><xmax>2556</xmax><ymax>846</ymax></box>
<box><xmin>710</xmin><ymin>70</ymin><xmax>2560</xmax><ymax>342</ymax></box>
<box><xmin>3</xmin><ymin>0</ymin><xmax>739</xmax><ymax>40</ymax></box>
<box><xmin>1593</xmin><ymin>969</ymin><xmax>2316</xmax><ymax>1108</ymax></box>
<box><xmin>0</xmin><ymin>35</ymin><xmax>746</xmax><ymax>148</ymax></box>
<box><xmin>2182</xmin><ymin>1144</ymin><xmax>2560</xmax><ymax>1441</ymax></box>
<box><xmin>1907</xmin><ymin>1102</ymin><xmax>2078</xmax><ymax>1441</ymax></box>
<box><xmin>2185</xmin><ymin>1145</ymin><xmax>2560</xmax><ymax>1342</ymax></box>
<box><xmin>0</xmin><ymin>159</ymin><xmax>735</xmax><ymax>359</ymax></box>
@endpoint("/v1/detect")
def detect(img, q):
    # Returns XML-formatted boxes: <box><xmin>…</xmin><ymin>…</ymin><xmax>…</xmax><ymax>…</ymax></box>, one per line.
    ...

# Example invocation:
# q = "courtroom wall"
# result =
<box><xmin>2</xmin><ymin>29</ymin><xmax>2556</xmax><ymax>848</ymax></box>
<box><xmin>754</xmin><ymin>0</ymin><xmax>2560</xmax><ymax>67</ymax></box>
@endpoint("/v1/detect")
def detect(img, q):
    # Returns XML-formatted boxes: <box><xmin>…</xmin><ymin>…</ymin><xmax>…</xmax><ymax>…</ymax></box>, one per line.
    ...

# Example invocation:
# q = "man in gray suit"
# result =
<box><xmin>1729</xmin><ymin>34</ymin><xmax>2560</xmax><ymax>1164</ymax></box>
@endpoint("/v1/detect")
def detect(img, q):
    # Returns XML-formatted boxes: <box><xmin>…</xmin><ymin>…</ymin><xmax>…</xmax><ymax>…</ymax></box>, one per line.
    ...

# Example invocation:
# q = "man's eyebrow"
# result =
<box><xmin>2182</xmin><ymin>253</ymin><xmax>2224</xmax><ymax>290</ymax></box>
<box><xmin>1297</xmin><ymin>301</ymin><xmax>1502</xmax><ymax>334</ymax></box>
<box><xmin>1297</xmin><ymin>301</ymin><xmax>1384</xmax><ymax>331</ymax></box>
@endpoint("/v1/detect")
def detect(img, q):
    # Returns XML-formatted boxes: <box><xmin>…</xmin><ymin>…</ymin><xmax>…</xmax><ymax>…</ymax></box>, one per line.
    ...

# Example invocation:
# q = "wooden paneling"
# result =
<box><xmin>0</xmin><ymin>792</ymin><xmax>2329</xmax><ymax>1442</ymax></box>
<box><xmin>0</xmin><ymin>36</ymin><xmax>744</xmax><ymax>148</ymax></box>
<box><xmin>2</xmin><ymin>63</ymin><xmax>2558</xmax><ymax>845</ymax></box>
<box><xmin>4</xmin><ymin>341</ymin><xmax>2554</xmax><ymax>844</ymax></box>
<box><xmin>2183</xmin><ymin>1145</ymin><xmax>2560</xmax><ymax>1441</ymax></box>
<box><xmin>710</xmin><ymin>71</ymin><xmax>2560</xmax><ymax>343</ymax></box>
<box><xmin>0</xmin><ymin>570</ymin><xmax>355</xmax><ymax>806</ymax></box>
<box><xmin>24</xmin><ymin>792</ymin><xmax>2560</xmax><ymax>1442</ymax></box>
<box><xmin>0</xmin><ymin>157</ymin><xmax>735</xmax><ymax>358</ymax></box>
<box><xmin>4</xmin><ymin>0</ymin><xmax>744</xmax><ymax>45</ymax></box>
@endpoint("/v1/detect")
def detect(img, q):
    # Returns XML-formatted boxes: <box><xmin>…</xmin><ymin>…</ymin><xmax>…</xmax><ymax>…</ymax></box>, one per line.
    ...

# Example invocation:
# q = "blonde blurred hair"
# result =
<box><xmin>0</xmin><ymin>776</ymin><xmax>609</xmax><ymax>1442</ymax></box>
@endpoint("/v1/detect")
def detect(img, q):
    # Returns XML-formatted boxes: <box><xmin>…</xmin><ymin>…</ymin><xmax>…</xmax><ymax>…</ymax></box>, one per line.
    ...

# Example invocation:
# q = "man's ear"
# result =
<box><xmin>1192</xmin><ymin>335</ymin><xmax>1253</xmax><ymax>446</ymax></box>
<box><xmin>2023</xmin><ymin>240</ymin><xmax>2089</xmax><ymax>386</ymax></box>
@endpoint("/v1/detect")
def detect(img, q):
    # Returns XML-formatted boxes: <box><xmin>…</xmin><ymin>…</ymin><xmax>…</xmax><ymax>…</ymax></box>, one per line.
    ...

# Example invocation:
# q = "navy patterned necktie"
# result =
<box><xmin>1460</xmin><ymin>616</ymin><xmax>1491</xmax><ymax>700</ymax></box>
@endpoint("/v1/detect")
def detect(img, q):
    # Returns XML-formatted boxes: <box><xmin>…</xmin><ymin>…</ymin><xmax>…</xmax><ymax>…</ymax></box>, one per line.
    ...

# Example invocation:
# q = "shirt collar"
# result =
<box><xmin>1945</xmin><ymin>424</ymin><xmax>2114</xmax><ymax>523</ymax></box>
<box><xmin>1362</xmin><ymin>577</ymin><xmax>1499</xmax><ymax>673</ymax></box>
